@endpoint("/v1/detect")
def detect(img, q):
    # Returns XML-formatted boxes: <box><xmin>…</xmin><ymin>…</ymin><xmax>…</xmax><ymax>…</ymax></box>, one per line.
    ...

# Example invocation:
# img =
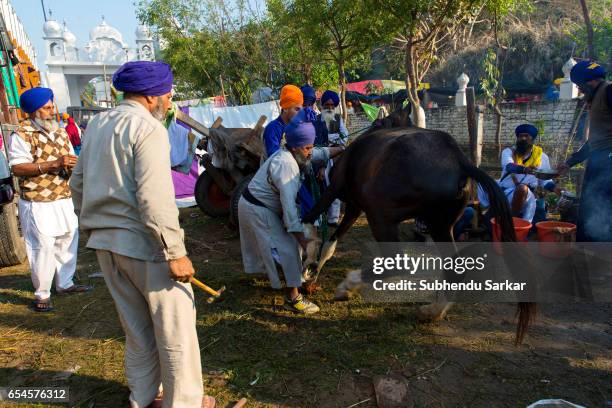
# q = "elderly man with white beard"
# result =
<box><xmin>70</xmin><ymin>61</ymin><xmax>215</xmax><ymax>408</ymax></box>
<box><xmin>317</xmin><ymin>90</ymin><xmax>348</xmax><ymax>226</ymax></box>
<box><xmin>8</xmin><ymin>87</ymin><xmax>91</xmax><ymax>313</ymax></box>
<box><xmin>238</xmin><ymin>109</ymin><xmax>323</xmax><ymax>314</ymax></box>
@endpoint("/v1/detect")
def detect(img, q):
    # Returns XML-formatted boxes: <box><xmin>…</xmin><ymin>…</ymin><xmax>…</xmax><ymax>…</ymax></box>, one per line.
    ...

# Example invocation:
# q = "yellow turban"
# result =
<box><xmin>279</xmin><ymin>85</ymin><xmax>303</xmax><ymax>109</ymax></box>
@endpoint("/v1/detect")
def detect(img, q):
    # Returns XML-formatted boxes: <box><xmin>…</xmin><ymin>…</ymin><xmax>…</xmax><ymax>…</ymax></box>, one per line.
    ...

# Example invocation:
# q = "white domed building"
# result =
<box><xmin>44</xmin><ymin>15</ymin><xmax>156</xmax><ymax>111</ymax></box>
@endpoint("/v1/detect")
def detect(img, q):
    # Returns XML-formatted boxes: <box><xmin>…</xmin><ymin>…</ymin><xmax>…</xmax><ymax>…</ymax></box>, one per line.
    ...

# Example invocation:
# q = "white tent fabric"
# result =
<box><xmin>187</xmin><ymin>100</ymin><xmax>281</xmax><ymax>129</ymax></box>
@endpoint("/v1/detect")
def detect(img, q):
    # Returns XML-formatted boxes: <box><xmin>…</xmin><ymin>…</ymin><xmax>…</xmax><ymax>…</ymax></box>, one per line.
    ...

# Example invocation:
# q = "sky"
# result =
<box><xmin>12</xmin><ymin>0</ymin><xmax>140</xmax><ymax>73</ymax></box>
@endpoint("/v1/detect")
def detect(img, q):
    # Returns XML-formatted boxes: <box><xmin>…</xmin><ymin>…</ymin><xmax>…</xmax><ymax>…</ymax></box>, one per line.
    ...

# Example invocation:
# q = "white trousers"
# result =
<box><xmin>324</xmin><ymin>159</ymin><xmax>342</xmax><ymax>224</ymax></box>
<box><xmin>96</xmin><ymin>250</ymin><xmax>204</xmax><ymax>408</ymax></box>
<box><xmin>477</xmin><ymin>184</ymin><xmax>537</xmax><ymax>223</ymax></box>
<box><xmin>21</xmin><ymin>215</ymin><xmax>78</xmax><ymax>300</ymax></box>
<box><xmin>504</xmin><ymin>187</ymin><xmax>537</xmax><ymax>223</ymax></box>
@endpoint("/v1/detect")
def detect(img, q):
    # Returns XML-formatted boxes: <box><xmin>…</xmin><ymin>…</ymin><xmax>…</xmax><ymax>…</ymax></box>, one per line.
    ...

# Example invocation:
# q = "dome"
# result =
<box><xmin>43</xmin><ymin>19</ymin><xmax>62</xmax><ymax>37</ymax></box>
<box><xmin>89</xmin><ymin>17</ymin><xmax>126</xmax><ymax>46</ymax></box>
<box><xmin>135</xmin><ymin>25</ymin><xmax>152</xmax><ymax>40</ymax></box>
<box><xmin>63</xmin><ymin>22</ymin><xmax>76</xmax><ymax>46</ymax></box>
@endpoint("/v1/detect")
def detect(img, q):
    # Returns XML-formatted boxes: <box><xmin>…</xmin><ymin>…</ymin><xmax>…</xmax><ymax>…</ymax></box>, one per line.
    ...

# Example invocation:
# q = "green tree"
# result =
<box><xmin>277</xmin><ymin>0</ymin><xmax>385</xmax><ymax>121</ymax></box>
<box><xmin>374</xmin><ymin>0</ymin><xmax>490</xmax><ymax>127</ymax></box>
<box><xmin>481</xmin><ymin>0</ymin><xmax>532</xmax><ymax>155</ymax></box>
<box><xmin>137</xmin><ymin>0</ymin><xmax>283</xmax><ymax>104</ymax></box>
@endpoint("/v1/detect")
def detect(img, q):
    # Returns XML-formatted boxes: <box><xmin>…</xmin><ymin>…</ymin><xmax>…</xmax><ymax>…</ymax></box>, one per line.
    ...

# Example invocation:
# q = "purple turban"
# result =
<box><xmin>515</xmin><ymin>124</ymin><xmax>538</xmax><ymax>139</ymax></box>
<box><xmin>321</xmin><ymin>90</ymin><xmax>340</xmax><ymax>107</ymax></box>
<box><xmin>285</xmin><ymin>109</ymin><xmax>315</xmax><ymax>148</ymax></box>
<box><xmin>20</xmin><ymin>87</ymin><xmax>53</xmax><ymax>114</ymax></box>
<box><xmin>300</xmin><ymin>85</ymin><xmax>316</xmax><ymax>106</ymax></box>
<box><xmin>112</xmin><ymin>61</ymin><xmax>174</xmax><ymax>96</ymax></box>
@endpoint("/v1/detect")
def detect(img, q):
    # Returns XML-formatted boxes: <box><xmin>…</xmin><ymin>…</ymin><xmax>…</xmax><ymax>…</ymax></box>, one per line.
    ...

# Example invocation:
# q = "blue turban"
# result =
<box><xmin>112</xmin><ymin>61</ymin><xmax>174</xmax><ymax>96</ymax></box>
<box><xmin>515</xmin><ymin>124</ymin><xmax>538</xmax><ymax>139</ymax></box>
<box><xmin>300</xmin><ymin>85</ymin><xmax>316</xmax><ymax>106</ymax></box>
<box><xmin>285</xmin><ymin>109</ymin><xmax>316</xmax><ymax>148</ymax></box>
<box><xmin>321</xmin><ymin>90</ymin><xmax>340</xmax><ymax>107</ymax></box>
<box><xmin>20</xmin><ymin>87</ymin><xmax>53</xmax><ymax>114</ymax></box>
<box><xmin>570</xmin><ymin>60</ymin><xmax>606</xmax><ymax>86</ymax></box>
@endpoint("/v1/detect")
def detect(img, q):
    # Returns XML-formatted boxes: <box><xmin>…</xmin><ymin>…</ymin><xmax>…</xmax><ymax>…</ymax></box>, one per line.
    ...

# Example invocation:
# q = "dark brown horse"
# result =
<box><xmin>304</xmin><ymin>106</ymin><xmax>536</xmax><ymax>344</ymax></box>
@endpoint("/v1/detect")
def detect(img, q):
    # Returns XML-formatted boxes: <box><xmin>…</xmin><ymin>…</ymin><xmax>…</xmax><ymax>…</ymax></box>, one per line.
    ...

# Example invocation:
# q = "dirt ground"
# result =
<box><xmin>0</xmin><ymin>207</ymin><xmax>610</xmax><ymax>407</ymax></box>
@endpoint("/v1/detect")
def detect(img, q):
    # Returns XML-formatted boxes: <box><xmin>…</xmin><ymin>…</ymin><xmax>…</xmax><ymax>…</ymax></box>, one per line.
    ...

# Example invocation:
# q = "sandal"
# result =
<box><xmin>32</xmin><ymin>298</ymin><xmax>54</xmax><ymax>313</ymax></box>
<box><xmin>57</xmin><ymin>284</ymin><xmax>93</xmax><ymax>295</ymax></box>
<box><xmin>202</xmin><ymin>395</ymin><xmax>216</xmax><ymax>408</ymax></box>
<box><xmin>145</xmin><ymin>394</ymin><xmax>215</xmax><ymax>408</ymax></box>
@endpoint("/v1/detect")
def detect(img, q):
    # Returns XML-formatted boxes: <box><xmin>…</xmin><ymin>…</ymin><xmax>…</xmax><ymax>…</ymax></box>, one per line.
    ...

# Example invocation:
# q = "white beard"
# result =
<box><xmin>152</xmin><ymin>98</ymin><xmax>167</xmax><ymax>122</ymax></box>
<box><xmin>34</xmin><ymin>118</ymin><xmax>59</xmax><ymax>133</ymax></box>
<box><xmin>321</xmin><ymin>110</ymin><xmax>335</xmax><ymax>129</ymax></box>
<box><xmin>292</xmin><ymin>150</ymin><xmax>312</xmax><ymax>170</ymax></box>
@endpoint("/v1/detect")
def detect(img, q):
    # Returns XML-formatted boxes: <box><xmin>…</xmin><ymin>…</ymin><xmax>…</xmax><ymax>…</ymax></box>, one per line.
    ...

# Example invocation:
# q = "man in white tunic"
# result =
<box><xmin>479</xmin><ymin>124</ymin><xmax>558</xmax><ymax>223</ymax></box>
<box><xmin>238</xmin><ymin>109</ymin><xmax>321</xmax><ymax>314</ymax></box>
<box><xmin>9</xmin><ymin>87</ymin><xmax>90</xmax><ymax>312</ymax></box>
<box><xmin>318</xmin><ymin>90</ymin><xmax>348</xmax><ymax>226</ymax></box>
<box><xmin>70</xmin><ymin>61</ymin><xmax>215</xmax><ymax>408</ymax></box>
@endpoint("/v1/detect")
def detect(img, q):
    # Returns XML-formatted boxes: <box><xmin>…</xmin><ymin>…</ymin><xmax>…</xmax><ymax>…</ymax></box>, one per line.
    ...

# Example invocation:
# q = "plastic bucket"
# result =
<box><xmin>491</xmin><ymin>217</ymin><xmax>532</xmax><ymax>242</ymax></box>
<box><xmin>536</xmin><ymin>221</ymin><xmax>576</xmax><ymax>258</ymax></box>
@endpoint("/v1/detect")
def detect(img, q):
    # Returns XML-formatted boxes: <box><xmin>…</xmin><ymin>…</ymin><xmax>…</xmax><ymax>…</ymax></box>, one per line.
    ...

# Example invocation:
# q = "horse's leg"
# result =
<box><xmin>335</xmin><ymin>209</ymin><xmax>400</xmax><ymax>301</ymax></box>
<box><xmin>417</xmin><ymin>198</ymin><xmax>467</xmax><ymax>322</ymax></box>
<box><xmin>316</xmin><ymin>202</ymin><xmax>362</xmax><ymax>279</ymax></box>
<box><xmin>365</xmin><ymin>211</ymin><xmax>401</xmax><ymax>242</ymax></box>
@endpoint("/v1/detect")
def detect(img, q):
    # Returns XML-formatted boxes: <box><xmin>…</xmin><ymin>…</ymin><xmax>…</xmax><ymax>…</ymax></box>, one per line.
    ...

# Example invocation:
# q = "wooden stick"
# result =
<box><xmin>211</xmin><ymin>116</ymin><xmax>223</xmax><ymax>129</ymax></box>
<box><xmin>175</xmin><ymin>109</ymin><xmax>210</xmax><ymax>137</ymax></box>
<box><xmin>190</xmin><ymin>277</ymin><xmax>220</xmax><ymax>296</ymax></box>
<box><xmin>232</xmin><ymin>398</ymin><xmax>248</xmax><ymax>408</ymax></box>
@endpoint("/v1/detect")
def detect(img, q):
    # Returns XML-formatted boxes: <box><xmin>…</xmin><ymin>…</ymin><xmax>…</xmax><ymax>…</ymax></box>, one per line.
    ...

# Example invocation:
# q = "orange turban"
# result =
<box><xmin>279</xmin><ymin>85</ymin><xmax>303</xmax><ymax>109</ymax></box>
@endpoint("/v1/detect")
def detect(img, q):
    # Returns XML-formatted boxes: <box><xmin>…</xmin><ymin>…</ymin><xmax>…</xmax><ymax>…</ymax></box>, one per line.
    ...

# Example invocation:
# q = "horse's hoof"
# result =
<box><xmin>302</xmin><ymin>282</ymin><xmax>322</xmax><ymax>296</ymax></box>
<box><xmin>416</xmin><ymin>303</ymin><xmax>448</xmax><ymax>322</ymax></box>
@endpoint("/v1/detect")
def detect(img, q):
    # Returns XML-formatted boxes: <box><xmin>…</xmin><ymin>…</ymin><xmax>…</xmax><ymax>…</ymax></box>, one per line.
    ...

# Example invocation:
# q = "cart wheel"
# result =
<box><xmin>0</xmin><ymin>201</ymin><xmax>27</xmax><ymax>267</ymax></box>
<box><xmin>229</xmin><ymin>175</ymin><xmax>254</xmax><ymax>229</ymax></box>
<box><xmin>194</xmin><ymin>171</ymin><xmax>232</xmax><ymax>217</ymax></box>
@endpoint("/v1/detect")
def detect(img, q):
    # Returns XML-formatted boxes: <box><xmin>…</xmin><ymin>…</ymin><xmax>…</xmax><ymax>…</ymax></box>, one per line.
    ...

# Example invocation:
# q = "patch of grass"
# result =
<box><xmin>0</xmin><ymin>207</ymin><xmax>610</xmax><ymax>407</ymax></box>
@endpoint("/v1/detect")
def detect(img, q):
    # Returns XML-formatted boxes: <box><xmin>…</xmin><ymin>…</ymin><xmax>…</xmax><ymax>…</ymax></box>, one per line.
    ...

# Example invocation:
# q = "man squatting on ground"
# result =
<box><xmin>239</xmin><ymin>109</ymin><xmax>334</xmax><ymax>314</ymax></box>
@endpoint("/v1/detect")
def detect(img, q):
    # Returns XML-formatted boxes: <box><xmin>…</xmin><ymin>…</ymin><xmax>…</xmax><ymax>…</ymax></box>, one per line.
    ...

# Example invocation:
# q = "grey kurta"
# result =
<box><xmin>238</xmin><ymin>148</ymin><xmax>305</xmax><ymax>288</ymax></box>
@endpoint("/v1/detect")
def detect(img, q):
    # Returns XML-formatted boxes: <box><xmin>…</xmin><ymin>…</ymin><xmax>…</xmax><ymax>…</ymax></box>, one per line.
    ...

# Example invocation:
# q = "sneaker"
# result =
<box><xmin>283</xmin><ymin>294</ymin><xmax>320</xmax><ymax>314</ymax></box>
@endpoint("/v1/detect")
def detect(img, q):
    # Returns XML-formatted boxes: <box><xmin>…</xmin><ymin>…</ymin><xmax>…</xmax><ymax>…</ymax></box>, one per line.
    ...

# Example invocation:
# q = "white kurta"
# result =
<box><xmin>324</xmin><ymin>117</ymin><xmax>348</xmax><ymax>224</ymax></box>
<box><xmin>8</xmin><ymin>128</ymin><xmax>78</xmax><ymax>300</ymax></box>
<box><xmin>238</xmin><ymin>149</ymin><xmax>304</xmax><ymax>289</ymax></box>
<box><xmin>478</xmin><ymin>146</ymin><xmax>553</xmax><ymax>222</ymax></box>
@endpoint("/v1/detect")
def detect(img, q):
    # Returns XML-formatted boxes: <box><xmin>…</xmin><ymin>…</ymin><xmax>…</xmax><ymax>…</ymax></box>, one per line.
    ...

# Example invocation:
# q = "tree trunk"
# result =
<box><xmin>579</xmin><ymin>0</ymin><xmax>595</xmax><ymax>59</ymax></box>
<box><xmin>338</xmin><ymin>57</ymin><xmax>348</xmax><ymax>123</ymax></box>
<box><xmin>494</xmin><ymin>104</ymin><xmax>503</xmax><ymax>157</ymax></box>
<box><xmin>404</xmin><ymin>42</ymin><xmax>424</xmax><ymax>127</ymax></box>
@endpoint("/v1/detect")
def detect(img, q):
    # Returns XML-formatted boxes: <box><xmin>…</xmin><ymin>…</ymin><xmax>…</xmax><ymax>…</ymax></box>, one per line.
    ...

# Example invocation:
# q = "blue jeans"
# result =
<box><xmin>453</xmin><ymin>207</ymin><xmax>475</xmax><ymax>238</ymax></box>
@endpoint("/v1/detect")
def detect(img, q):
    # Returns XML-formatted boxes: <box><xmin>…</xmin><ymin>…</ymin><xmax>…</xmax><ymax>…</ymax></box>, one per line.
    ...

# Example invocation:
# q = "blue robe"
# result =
<box><xmin>262</xmin><ymin>115</ymin><xmax>315</xmax><ymax>219</ymax></box>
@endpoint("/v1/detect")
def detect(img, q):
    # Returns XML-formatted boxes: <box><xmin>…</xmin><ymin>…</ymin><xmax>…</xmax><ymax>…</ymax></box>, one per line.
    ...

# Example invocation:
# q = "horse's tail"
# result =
<box><xmin>462</xmin><ymin>163</ymin><xmax>516</xmax><ymax>242</ymax></box>
<box><xmin>461</xmin><ymin>161</ymin><xmax>536</xmax><ymax>345</ymax></box>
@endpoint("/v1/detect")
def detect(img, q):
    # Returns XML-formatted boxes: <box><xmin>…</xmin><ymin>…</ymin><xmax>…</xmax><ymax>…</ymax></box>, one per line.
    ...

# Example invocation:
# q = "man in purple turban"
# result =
<box><xmin>8</xmin><ymin>87</ymin><xmax>90</xmax><ymax>313</ymax></box>
<box><xmin>70</xmin><ymin>61</ymin><xmax>215</xmax><ymax>408</ymax></box>
<box><xmin>238</xmin><ymin>109</ymin><xmax>323</xmax><ymax>314</ymax></box>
